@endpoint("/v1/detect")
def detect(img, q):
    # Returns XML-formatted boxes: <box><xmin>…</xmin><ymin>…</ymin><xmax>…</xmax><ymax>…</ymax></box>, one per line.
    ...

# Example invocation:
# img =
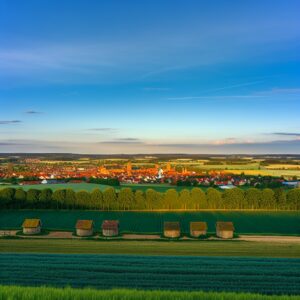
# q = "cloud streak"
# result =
<box><xmin>100</xmin><ymin>138</ymin><xmax>143</xmax><ymax>145</ymax></box>
<box><xmin>25</xmin><ymin>110</ymin><xmax>43</xmax><ymax>114</ymax></box>
<box><xmin>271</xmin><ymin>132</ymin><xmax>300</xmax><ymax>137</ymax></box>
<box><xmin>0</xmin><ymin>138</ymin><xmax>300</xmax><ymax>154</ymax></box>
<box><xmin>86</xmin><ymin>128</ymin><xmax>117</xmax><ymax>132</ymax></box>
<box><xmin>0</xmin><ymin>120</ymin><xmax>22</xmax><ymax>125</ymax></box>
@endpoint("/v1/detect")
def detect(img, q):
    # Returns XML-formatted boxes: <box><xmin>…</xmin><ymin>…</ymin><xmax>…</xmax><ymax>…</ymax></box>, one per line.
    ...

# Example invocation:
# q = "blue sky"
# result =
<box><xmin>0</xmin><ymin>0</ymin><xmax>300</xmax><ymax>154</ymax></box>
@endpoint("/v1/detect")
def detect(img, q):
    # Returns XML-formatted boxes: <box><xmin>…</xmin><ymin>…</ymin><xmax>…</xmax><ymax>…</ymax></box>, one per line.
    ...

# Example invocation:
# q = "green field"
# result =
<box><xmin>120</xmin><ymin>183</ymin><xmax>199</xmax><ymax>192</ymax></box>
<box><xmin>1</xmin><ymin>239</ymin><xmax>300</xmax><ymax>258</ymax></box>
<box><xmin>0</xmin><ymin>253</ymin><xmax>299</xmax><ymax>295</ymax></box>
<box><xmin>0</xmin><ymin>183</ymin><xmax>110</xmax><ymax>192</ymax></box>
<box><xmin>0</xmin><ymin>210</ymin><xmax>299</xmax><ymax>235</ymax></box>
<box><xmin>1</xmin><ymin>286</ymin><xmax>298</xmax><ymax>300</ymax></box>
<box><xmin>0</xmin><ymin>182</ymin><xmax>293</xmax><ymax>194</ymax></box>
<box><xmin>0</xmin><ymin>182</ymin><xmax>203</xmax><ymax>193</ymax></box>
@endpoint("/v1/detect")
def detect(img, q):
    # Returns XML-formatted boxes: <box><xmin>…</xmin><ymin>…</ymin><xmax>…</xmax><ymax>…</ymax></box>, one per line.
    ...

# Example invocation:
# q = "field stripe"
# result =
<box><xmin>0</xmin><ymin>254</ymin><xmax>299</xmax><ymax>295</ymax></box>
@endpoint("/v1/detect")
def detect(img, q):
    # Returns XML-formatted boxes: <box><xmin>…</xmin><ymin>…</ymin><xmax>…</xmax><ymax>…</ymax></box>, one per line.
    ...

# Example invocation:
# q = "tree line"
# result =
<box><xmin>0</xmin><ymin>187</ymin><xmax>299</xmax><ymax>210</ymax></box>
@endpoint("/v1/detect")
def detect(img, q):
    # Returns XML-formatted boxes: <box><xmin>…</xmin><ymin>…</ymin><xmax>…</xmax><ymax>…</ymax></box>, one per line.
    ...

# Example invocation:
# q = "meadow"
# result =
<box><xmin>0</xmin><ymin>183</ymin><xmax>110</xmax><ymax>192</ymax></box>
<box><xmin>0</xmin><ymin>183</ymin><xmax>204</xmax><ymax>193</ymax></box>
<box><xmin>1</xmin><ymin>286</ymin><xmax>299</xmax><ymax>300</ymax></box>
<box><xmin>0</xmin><ymin>210</ymin><xmax>299</xmax><ymax>235</ymax></box>
<box><xmin>0</xmin><ymin>254</ymin><xmax>299</xmax><ymax>295</ymax></box>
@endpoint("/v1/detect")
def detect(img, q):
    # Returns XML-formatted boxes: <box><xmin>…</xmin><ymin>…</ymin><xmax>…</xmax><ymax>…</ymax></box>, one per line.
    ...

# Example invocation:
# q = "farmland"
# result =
<box><xmin>1</xmin><ymin>286</ymin><xmax>299</xmax><ymax>300</ymax></box>
<box><xmin>0</xmin><ymin>182</ymin><xmax>293</xmax><ymax>194</ymax></box>
<box><xmin>1</xmin><ymin>239</ymin><xmax>300</xmax><ymax>258</ymax></box>
<box><xmin>0</xmin><ymin>183</ymin><xmax>111</xmax><ymax>192</ymax></box>
<box><xmin>0</xmin><ymin>182</ymin><xmax>203</xmax><ymax>193</ymax></box>
<box><xmin>0</xmin><ymin>254</ymin><xmax>299</xmax><ymax>295</ymax></box>
<box><xmin>0</xmin><ymin>210</ymin><xmax>299</xmax><ymax>235</ymax></box>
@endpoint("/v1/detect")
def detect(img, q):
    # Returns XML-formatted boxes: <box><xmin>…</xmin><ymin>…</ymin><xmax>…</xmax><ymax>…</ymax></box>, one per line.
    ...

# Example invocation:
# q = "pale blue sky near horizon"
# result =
<box><xmin>0</xmin><ymin>0</ymin><xmax>300</xmax><ymax>154</ymax></box>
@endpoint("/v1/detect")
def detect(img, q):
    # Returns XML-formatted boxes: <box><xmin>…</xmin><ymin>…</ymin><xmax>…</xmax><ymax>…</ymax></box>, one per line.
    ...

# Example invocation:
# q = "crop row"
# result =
<box><xmin>0</xmin><ymin>254</ymin><xmax>299</xmax><ymax>295</ymax></box>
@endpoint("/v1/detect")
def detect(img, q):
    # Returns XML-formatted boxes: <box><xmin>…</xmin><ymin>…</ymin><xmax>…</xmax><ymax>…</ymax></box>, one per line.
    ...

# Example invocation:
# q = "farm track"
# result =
<box><xmin>2</xmin><ymin>230</ymin><xmax>300</xmax><ymax>243</ymax></box>
<box><xmin>1</xmin><ymin>239</ymin><xmax>300</xmax><ymax>258</ymax></box>
<box><xmin>0</xmin><ymin>254</ymin><xmax>299</xmax><ymax>295</ymax></box>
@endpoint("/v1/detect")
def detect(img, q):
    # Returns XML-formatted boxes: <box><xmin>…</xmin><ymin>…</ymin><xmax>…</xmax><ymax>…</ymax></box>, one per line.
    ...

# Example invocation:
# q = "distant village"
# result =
<box><xmin>0</xmin><ymin>158</ymin><xmax>299</xmax><ymax>189</ymax></box>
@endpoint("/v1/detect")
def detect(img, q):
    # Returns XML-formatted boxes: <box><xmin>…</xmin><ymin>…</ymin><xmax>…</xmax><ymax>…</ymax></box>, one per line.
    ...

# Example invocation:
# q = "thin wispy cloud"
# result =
<box><xmin>203</xmin><ymin>80</ymin><xmax>265</xmax><ymax>93</ymax></box>
<box><xmin>167</xmin><ymin>87</ymin><xmax>300</xmax><ymax>101</ymax></box>
<box><xmin>257</xmin><ymin>88</ymin><xmax>300</xmax><ymax>95</ymax></box>
<box><xmin>25</xmin><ymin>110</ymin><xmax>43</xmax><ymax>114</ymax></box>
<box><xmin>167</xmin><ymin>95</ymin><xmax>267</xmax><ymax>101</ymax></box>
<box><xmin>116</xmin><ymin>138</ymin><xmax>140</xmax><ymax>141</ymax></box>
<box><xmin>1</xmin><ymin>7</ymin><xmax>299</xmax><ymax>84</ymax></box>
<box><xmin>2</xmin><ymin>138</ymin><xmax>299</xmax><ymax>154</ymax></box>
<box><xmin>100</xmin><ymin>138</ymin><xmax>144</xmax><ymax>145</ymax></box>
<box><xmin>86</xmin><ymin>128</ymin><xmax>117</xmax><ymax>132</ymax></box>
<box><xmin>274</xmin><ymin>88</ymin><xmax>300</xmax><ymax>94</ymax></box>
<box><xmin>0</xmin><ymin>120</ymin><xmax>22</xmax><ymax>125</ymax></box>
<box><xmin>271</xmin><ymin>132</ymin><xmax>300</xmax><ymax>137</ymax></box>
<box><xmin>152</xmin><ymin>139</ymin><xmax>300</xmax><ymax>149</ymax></box>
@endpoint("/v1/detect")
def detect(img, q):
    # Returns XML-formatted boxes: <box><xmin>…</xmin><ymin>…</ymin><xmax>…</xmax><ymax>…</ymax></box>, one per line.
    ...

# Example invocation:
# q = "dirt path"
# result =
<box><xmin>239</xmin><ymin>235</ymin><xmax>300</xmax><ymax>243</ymax></box>
<box><xmin>1</xmin><ymin>230</ymin><xmax>300</xmax><ymax>243</ymax></box>
<box><xmin>19</xmin><ymin>231</ymin><xmax>76</xmax><ymax>239</ymax></box>
<box><xmin>122</xmin><ymin>234</ymin><xmax>161</xmax><ymax>240</ymax></box>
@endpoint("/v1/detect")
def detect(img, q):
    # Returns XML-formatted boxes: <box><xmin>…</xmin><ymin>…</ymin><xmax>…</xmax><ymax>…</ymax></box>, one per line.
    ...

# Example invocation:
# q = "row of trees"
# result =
<box><xmin>0</xmin><ymin>187</ymin><xmax>299</xmax><ymax>210</ymax></box>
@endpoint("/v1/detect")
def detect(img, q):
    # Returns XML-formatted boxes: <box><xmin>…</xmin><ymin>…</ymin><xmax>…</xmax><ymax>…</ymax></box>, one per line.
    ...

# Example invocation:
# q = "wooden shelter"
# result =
<box><xmin>190</xmin><ymin>222</ymin><xmax>207</xmax><ymax>237</ymax></box>
<box><xmin>75</xmin><ymin>220</ymin><xmax>94</xmax><ymax>237</ymax></box>
<box><xmin>216</xmin><ymin>222</ymin><xmax>234</xmax><ymax>239</ymax></box>
<box><xmin>22</xmin><ymin>219</ymin><xmax>42</xmax><ymax>235</ymax></box>
<box><xmin>164</xmin><ymin>222</ymin><xmax>180</xmax><ymax>238</ymax></box>
<box><xmin>102</xmin><ymin>220</ymin><xmax>119</xmax><ymax>237</ymax></box>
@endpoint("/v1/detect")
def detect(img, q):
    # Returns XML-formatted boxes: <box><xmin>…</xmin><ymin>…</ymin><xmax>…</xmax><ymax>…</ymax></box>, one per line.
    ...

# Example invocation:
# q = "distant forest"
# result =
<box><xmin>0</xmin><ymin>186</ymin><xmax>299</xmax><ymax>211</ymax></box>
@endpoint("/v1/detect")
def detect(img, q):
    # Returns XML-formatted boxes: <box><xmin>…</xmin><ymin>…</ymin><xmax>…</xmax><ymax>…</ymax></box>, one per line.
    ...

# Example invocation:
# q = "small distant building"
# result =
<box><xmin>282</xmin><ymin>181</ymin><xmax>300</xmax><ymax>188</ymax></box>
<box><xmin>164</xmin><ymin>222</ymin><xmax>180</xmax><ymax>238</ymax></box>
<box><xmin>216</xmin><ymin>222</ymin><xmax>234</xmax><ymax>239</ymax></box>
<box><xmin>102</xmin><ymin>220</ymin><xmax>119</xmax><ymax>237</ymax></box>
<box><xmin>22</xmin><ymin>219</ymin><xmax>42</xmax><ymax>235</ymax></box>
<box><xmin>76</xmin><ymin>220</ymin><xmax>94</xmax><ymax>237</ymax></box>
<box><xmin>190</xmin><ymin>222</ymin><xmax>207</xmax><ymax>237</ymax></box>
<box><xmin>219</xmin><ymin>184</ymin><xmax>235</xmax><ymax>190</ymax></box>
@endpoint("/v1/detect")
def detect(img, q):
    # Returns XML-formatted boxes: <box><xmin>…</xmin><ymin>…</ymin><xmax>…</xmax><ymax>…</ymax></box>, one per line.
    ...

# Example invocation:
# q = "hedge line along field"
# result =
<box><xmin>1</xmin><ymin>286</ymin><xmax>299</xmax><ymax>300</ymax></box>
<box><xmin>0</xmin><ymin>254</ymin><xmax>299</xmax><ymax>295</ymax></box>
<box><xmin>0</xmin><ymin>210</ymin><xmax>299</xmax><ymax>235</ymax></box>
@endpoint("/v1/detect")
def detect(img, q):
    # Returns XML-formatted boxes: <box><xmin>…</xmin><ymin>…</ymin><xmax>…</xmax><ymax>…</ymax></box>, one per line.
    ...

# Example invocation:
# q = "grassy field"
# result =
<box><xmin>190</xmin><ymin>163</ymin><xmax>300</xmax><ymax>177</ymax></box>
<box><xmin>0</xmin><ymin>182</ymin><xmax>295</xmax><ymax>194</ymax></box>
<box><xmin>0</xmin><ymin>210</ymin><xmax>299</xmax><ymax>235</ymax></box>
<box><xmin>1</xmin><ymin>286</ymin><xmax>299</xmax><ymax>300</ymax></box>
<box><xmin>0</xmin><ymin>253</ymin><xmax>299</xmax><ymax>295</ymax></box>
<box><xmin>228</xmin><ymin>169</ymin><xmax>300</xmax><ymax>177</ymax></box>
<box><xmin>0</xmin><ymin>183</ymin><xmax>206</xmax><ymax>193</ymax></box>
<box><xmin>0</xmin><ymin>183</ymin><xmax>110</xmax><ymax>192</ymax></box>
<box><xmin>120</xmin><ymin>183</ymin><xmax>199</xmax><ymax>192</ymax></box>
<box><xmin>1</xmin><ymin>239</ymin><xmax>300</xmax><ymax>258</ymax></box>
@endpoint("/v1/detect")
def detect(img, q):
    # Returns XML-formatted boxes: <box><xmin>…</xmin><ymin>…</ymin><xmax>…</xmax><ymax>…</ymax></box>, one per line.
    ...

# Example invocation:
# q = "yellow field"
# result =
<box><xmin>265</xmin><ymin>164</ymin><xmax>300</xmax><ymax>170</ymax></box>
<box><xmin>226</xmin><ymin>169</ymin><xmax>300</xmax><ymax>177</ymax></box>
